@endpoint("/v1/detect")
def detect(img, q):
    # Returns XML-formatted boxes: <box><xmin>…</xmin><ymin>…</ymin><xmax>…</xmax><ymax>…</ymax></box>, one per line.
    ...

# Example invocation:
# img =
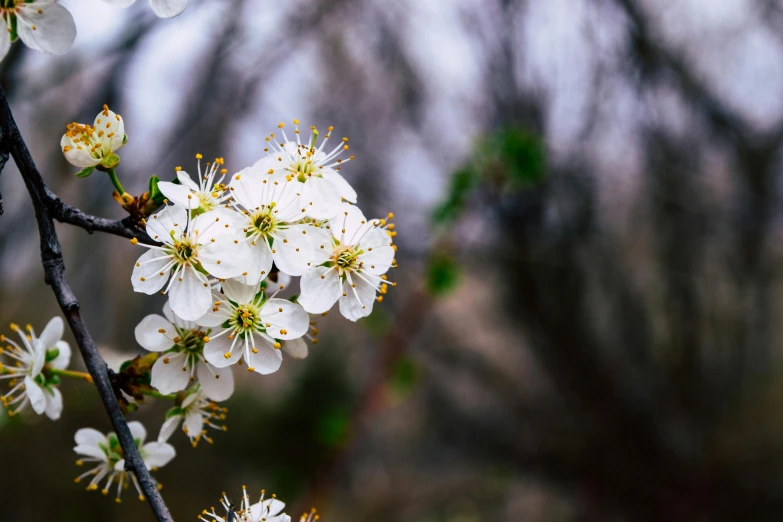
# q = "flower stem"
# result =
<box><xmin>106</xmin><ymin>168</ymin><xmax>126</xmax><ymax>195</ymax></box>
<box><xmin>48</xmin><ymin>367</ymin><xmax>93</xmax><ymax>383</ymax></box>
<box><xmin>141</xmin><ymin>389</ymin><xmax>177</xmax><ymax>400</ymax></box>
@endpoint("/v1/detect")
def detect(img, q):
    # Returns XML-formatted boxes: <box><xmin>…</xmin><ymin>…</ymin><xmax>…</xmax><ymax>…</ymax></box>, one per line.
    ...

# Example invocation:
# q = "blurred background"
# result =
<box><xmin>3</xmin><ymin>0</ymin><xmax>783</xmax><ymax>520</ymax></box>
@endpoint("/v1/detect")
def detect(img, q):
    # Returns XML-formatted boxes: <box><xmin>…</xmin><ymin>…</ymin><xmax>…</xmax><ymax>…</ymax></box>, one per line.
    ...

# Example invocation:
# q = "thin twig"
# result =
<box><xmin>0</xmin><ymin>86</ymin><xmax>173</xmax><ymax>522</ymax></box>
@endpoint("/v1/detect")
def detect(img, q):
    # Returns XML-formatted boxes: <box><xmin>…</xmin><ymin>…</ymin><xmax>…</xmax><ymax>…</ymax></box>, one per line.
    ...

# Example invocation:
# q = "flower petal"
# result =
<box><xmin>151</xmin><ymin>352</ymin><xmax>191</xmax><ymax>395</ymax></box>
<box><xmin>141</xmin><ymin>441</ymin><xmax>176</xmax><ymax>468</ymax></box>
<box><xmin>134</xmin><ymin>315</ymin><xmax>176</xmax><ymax>352</ymax></box>
<box><xmin>74</xmin><ymin>444</ymin><xmax>107</xmax><ymax>460</ymax></box>
<box><xmin>75</xmin><ymin>427</ymin><xmax>107</xmax><ymax>447</ymax></box>
<box><xmin>44</xmin><ymin>386</ymin><xmax>63</xmax><ymax>421</ymax></box>
<box><xmin>169</xmin><ymin>266</ymin><xmax>211</xmax><ymax>321</ymax></box>
<box><xmin>221</xmin><ymin>278</ymin><xmax>258</xmax><ymax>305</ymax></box>
<box><xmin>300</xmin><ymin>176</ymin><xmax>342</xmax><ymax>219</ymax></box>
<box><xmin>149</xmin><ymin>0</ymin><xmax>187</xmax><ymax>18</ymax></box>
<box><xmin>61</xmin><ymin>133</ymin><xmax>99</xmax><ymax>168</ymax></box>
<box><xmin>203</xmin><ymin>333</ymin><xmax>243</xmax><ymax>368</ymax></box>
<box><xmin>183</xmin><ymin>411</ymin><xmax>204</xmax><ymax>440</ymax></box>
<box><xmin>260</xmin><ymin>299</ymin><xmax>309</xmax><ymax>340</ymax></box>
<box><xmin>282</xmin><ymin>338</ymin><xmax>308</xmax><ymax>359</ymax></box>
<box><xmin>240</xmin><ymin>238</ymin><xmax>274</xmax><ymax>284</ymax></box>
<box><xmin>50</xmin><ymin>340</ymin><xmax>71</xmax><ymax>370</ymax></box>
<box><xmin>229</xmin><ymin>166</ymin><xmax>265</xmax><ymax>209</ymax></box>
<box><xmin>339</xmin><ymin>273</ymin><xmax>376</xmax><ymax>321</ymax></box>
<box><xmin>198</xmin><ymin>240</ymin><xmax>252</xmax><ymax>279</ymax></box>
<box><xmin>177</xmin><ymin>170</ymin><xmax>200</xmax><ymax>191</ymax></box>
<box><xmin>245</xmin><ymin>334</ymin><xmax>282</xmax><ymax>375</ymax></box>
<box><xmin>128</xmin><ymin>420</ymin><xmax>147</xmax><ymax>444</ymax></box>
<box><xmin>38</xmin><ymin>316</ymin><xmax>63</xmax><ymax>348</ymax></box>
<box><xmin>194</xmin><ymin>297</ymin><xmax>232</xmax><ymax>328</ymax></box>
<box><xmin>321</xmin><ymin>167</ymin><xmax>357</xmax><ymax>203</ymax></box>
<box><xmin>298</xmin><ymin>266</ymin><xmax>340</xmax><ymax>314</ymax></box>
<box><xmin>24</xmin><ymin>376</ymin><xmax>46</xmax><ymax>415</ymax></box>
<box><xmin>146</xmin><ymin>205</ymin><xmax>186</xmax><ymax>244</ymax></box>
<box><xmin>197</xmin><ymin>362</ymin><xmax>234</xmax><ymax>401</ymax></box>
<box><xmin>93</xmin><ymin>107</ymin><xmax>125</xmax><ymax>153</ymax></box>
<box><xmin>272</xmin><ymin>225</ymin><xmax>315</xmax><ymax>276</ymax></box>
<box><xmin>17</xmin><ymin>3</ymin><xmax>76</xmax><ymax>55</ymax></box>
<box><xmin>131</xmin><ymin>249</ymin><xmax>172</xmax><ymax>295</ymax></box>
<box><xmin>0</xmin><ymin>29</ymin><xmax>11</xmax><ymax>63</ymax></box>
<box><xmin>158</xmin><ymin>181</ymin><xmax>198</xmax><ymax>208</ymax></box>
<box><xmin>103</xmin><ymin>0</ymin><xmax>138</xmax><ymax>6</ymax></box>
<box><xmin>158</xmin><ymin>415</ymin><xmax>181</xmax><ymax>443</ymax></box>
<box><xmin>332</xmin><ymin>202</ymin><xmax>367</xmax><ymax>242</ymax></box>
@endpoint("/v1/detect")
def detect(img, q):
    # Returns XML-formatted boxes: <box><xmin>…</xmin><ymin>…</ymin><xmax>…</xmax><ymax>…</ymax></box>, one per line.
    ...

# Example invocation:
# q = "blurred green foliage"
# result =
<box><xmin>426</xmin><ymin>252</ymin><xmax>461</xmax><ymax>296</ymax></box>
<box><xmin>427</xmin><ymin>127</ymin><xmax>546</xmax><ymax>298</ymax></box>
<box><xmin>388</xmin><ymin>355</ymin><xmax>420</xmax><ymax>400</ymax></box>
<box><xmin>431</xmin><ymin>127</ymin><xmax>546</xmax><ymax>227</ymax></box>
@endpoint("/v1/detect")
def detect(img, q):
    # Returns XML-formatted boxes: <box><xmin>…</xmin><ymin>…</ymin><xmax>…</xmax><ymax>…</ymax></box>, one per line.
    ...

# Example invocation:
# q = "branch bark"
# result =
<box><xmin>0</xmin><ymin>86</ymin><xmax>173</xmax><ymax>522</ymax></box>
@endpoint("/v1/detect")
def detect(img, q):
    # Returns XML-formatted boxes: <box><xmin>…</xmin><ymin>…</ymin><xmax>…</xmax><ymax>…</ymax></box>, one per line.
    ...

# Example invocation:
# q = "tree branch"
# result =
<box><xmin>0</xmin><ymin>86</ymin><xmax>173</xmax><ymax>522</ymax></box>
<box><xmin>45</xmin><ymin>191</ymin><xmax>152</xmax><ymax>243</ymax></box>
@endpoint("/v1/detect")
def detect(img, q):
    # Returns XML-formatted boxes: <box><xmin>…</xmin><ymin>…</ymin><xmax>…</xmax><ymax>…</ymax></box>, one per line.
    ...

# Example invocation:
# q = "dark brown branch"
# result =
<box><xmin>0</xmin><ymin>86</ymin><xmax>173</xmax><ymax>522</ymax></box>
<box><xmin>45</xmin><ymin>190</ymin><xmax>152</xmax><ymax>243</ymax></box>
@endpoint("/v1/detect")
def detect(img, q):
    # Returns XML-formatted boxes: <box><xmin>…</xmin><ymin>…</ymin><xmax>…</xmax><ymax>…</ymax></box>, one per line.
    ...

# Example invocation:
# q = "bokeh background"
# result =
<box><xmin>4</xmin><ymin>0</ymin><xmax>783</xmax><ymax>520</ymax></box>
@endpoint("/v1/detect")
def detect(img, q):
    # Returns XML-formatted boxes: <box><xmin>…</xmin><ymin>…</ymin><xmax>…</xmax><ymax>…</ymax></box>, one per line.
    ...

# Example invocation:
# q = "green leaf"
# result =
<box><xmin>75</xmin><ymin>166</ymin><xmax>95</xmax><ymax>178</ymax></box>
<box><xmin>118</xmin><ymin>359</ymin><xmax>134</xmax><ymax>373</ymax></box>
<box><xmin>426</xmin><ymin>252</ymin><xmax>460</xmax><ymax>297</ymax></box>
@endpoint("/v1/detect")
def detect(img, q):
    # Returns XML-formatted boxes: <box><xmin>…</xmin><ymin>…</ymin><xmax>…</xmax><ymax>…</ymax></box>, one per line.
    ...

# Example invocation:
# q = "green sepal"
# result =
<box><xmin>288</xmin><ymin>294</ymin><xmax>300</xmax><ymax>303</ymax></box>
<box><xmin>121</xmin><ymin>134</ymin><xmax>128</xmax><ymax>145</ymax></box>
<box><xmin>45</xmin><ymin>348</ymin><xmax>60</xmax><ymax>362</ymax></box>
<box><xmin>165</xmin><ymin>406</ymin><xmax>183</xmax><ymax>420</ymax></box>
<box><xmin>149</xmin><ymin>175</ymin><xmax>166</xmax><ymax>205</ymax></box>
<box><xmin>75</xmin><ymin>166</ymin><xmax>95</xmax><ymax>178</ymax></box>
<box><xmin>100</xmin><ymin>153</ymin><xmax>121</xmax><ymax>170</ymax></box>
<box><xmin>8</xmin><ymin>15</ymin><xmax>17</xmax><ymax>43</ymax></box>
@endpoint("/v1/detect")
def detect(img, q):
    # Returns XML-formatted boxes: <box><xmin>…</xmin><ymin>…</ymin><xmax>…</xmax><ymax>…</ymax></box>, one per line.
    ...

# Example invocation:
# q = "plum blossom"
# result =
<box><xmin>199</xmin><ymin>487</ymin><xmax>290</xmax><ymax>522</ymax></box>
<box><xmin>134</xmin><ymin>301</ymin><xmax>233</xmax><ymax>400</ymax></box>
<box><xmin>0</xmin><ymin>317</ymin><xmax>70</xmax><ymax>419</ymax></box>
<box><xmin>158</xmin><ymin>386</ymin><xmax>228</xmax><ymax>447</ymax></box>
<box><xmin>298</xmin><ymin>203</ymin><xmax>397</xmax><ymax>321</ymax></box>
<box><xmin>195</xmin><ymin>279</ymin><xmax>309</xmax><ymax>375</ymax></box>
<box><xmin>102</xmin><ymin>0</ymin><xmax>186</xmax><ymax>18</ymax></box>
<box><xmin>130</xmin><ymin>204</ymin><xmax>252</xmax><ymax>320</ymax></box>
<box><xmin>259</xmin><ymin>121</ymin><xmax>357</xmax><ymax>219</ymax></box>
<box><xmin>61</xmin><ymin>105</ymin><xmax>126</xmax><ymax>169</ymax></box>
<box><xmin>228</xmin><ymin>160</ymin><xmax>325</xmax><ymax>282</ymax></box>
<box><xmin>158</xmin><ymin>155</ymin><xmax>230</xmax><ymax>216</ymax></box>
<box><xmin>73</xmin><ymin>421</ymin><xmax>175</xmax><ymax>503</ymax></box>
<box><xmin>0</xmin><ymin>0</ymin><xmax>76</xmax><ymax>61</ymax></box>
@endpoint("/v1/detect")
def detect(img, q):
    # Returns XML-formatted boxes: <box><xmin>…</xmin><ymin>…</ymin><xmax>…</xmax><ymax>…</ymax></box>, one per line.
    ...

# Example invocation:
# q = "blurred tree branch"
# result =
<box><xmin>0</xmin><ymin>86</ymin><xmax>172</xmax><ymax>522</ymax></box>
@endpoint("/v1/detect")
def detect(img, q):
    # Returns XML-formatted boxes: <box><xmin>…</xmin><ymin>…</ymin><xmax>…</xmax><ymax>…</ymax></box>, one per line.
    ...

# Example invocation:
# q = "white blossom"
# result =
<box><xmin>298</xmin><ymin>203</ymin><xmax>396</xmax><ymax>321</ymax></box>
<box><xmin>259</xmin><ymin>121</ymin><xmax>357</xmax><ymax>220</ymax></box>
<box><xmin>61</xmin><ymin>104</ymin><xmax>126</xmax><ymax>169</ymax></box>
<box><xmin>102</xmin><ymin>0</ymin><xmax>186</xmax><ymax>18</ymax></box>
<box><xmin>200</xmin><ymin>487</ymin><xmax>290</xmax><ymax>522</ymax></box>
<box><xmin>158</xmin><ymin>386</ymin><xmax>227</xmax><ymax>447</ymax></box>
<box><xmin>130</xmin><ymin>204</ymin><xmax>252</xmax><ymax>320</ymax></box>
<box><xmin>134</xmin><ymin>301</ymin><xmax>234</xmax><ymax>400</ymax></box>
<box><xmin>195</xmin><ymin>279</ymin><xmax>309</xmax><ymax>375</ymax></box>
<box><xmin>73</xmin><ymin>421</ymin><xmax>175</xmax><ymax>503</ymax></box>
<box><xmin>0</xmin><ymin>317</ymin><xmax>70</xmax><ymax>420</ymax></box>
<box><xmin>227</xmin><ymin>160</ymin><xmax>326</xmax><ymax>282</ymax></box>
<box><xmin>158</xmin><ymin>155</ymin><xmax>230</xmax><ymax>216</ymax></box>
<box><xmin>0</xmin><ymin>0</ymin><xmax>76</xmax><ymax>61</ymax></box>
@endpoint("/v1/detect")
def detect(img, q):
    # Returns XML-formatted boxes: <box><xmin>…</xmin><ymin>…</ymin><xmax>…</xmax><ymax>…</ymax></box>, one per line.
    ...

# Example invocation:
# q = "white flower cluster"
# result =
<box><xmin>200</xmin><ymin>487</ymin><xmax>291</xmax><ymax>522</ymax></box>
<box><xmin>73</xmin><ymin>421</ymin><xmax>175</xmax><ymax>503</ymax></box>
<box><xmin>126</xmin><ymin>121</ymin><xmax>397</xmax><ymax>434</ymax></box>
<box><xmin>0</xmin><ymin>0</ymin><xmax>186</xmax><ymax>63</ymax></box>
<box><xmin>0</xmin><ymin>317</ymin><xmax>71</xmax><ymax>420</ymax></box>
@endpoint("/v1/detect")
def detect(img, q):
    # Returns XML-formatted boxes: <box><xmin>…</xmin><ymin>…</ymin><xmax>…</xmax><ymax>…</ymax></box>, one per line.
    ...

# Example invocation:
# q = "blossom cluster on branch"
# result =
<box><xmin>1</xmin><ymin>101</ymin><xmax>398</xmax><ymax>520</ymax></box>
<box><xmin>0</xmin><ymin>0</ymin><xmax>188</xmax><ymax>62</ymax></box>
